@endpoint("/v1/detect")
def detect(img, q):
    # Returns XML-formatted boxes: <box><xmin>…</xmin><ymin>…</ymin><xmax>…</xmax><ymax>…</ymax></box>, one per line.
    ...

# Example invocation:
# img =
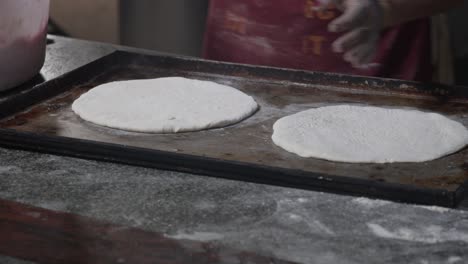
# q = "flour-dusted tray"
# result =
<box><xmin>0</xmin><ymin>51</ymin><xmax>467</xmax><ymax>207</ymax></box>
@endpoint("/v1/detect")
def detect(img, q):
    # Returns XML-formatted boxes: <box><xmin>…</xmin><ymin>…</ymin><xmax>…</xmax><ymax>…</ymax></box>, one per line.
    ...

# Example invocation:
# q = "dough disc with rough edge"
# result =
<box><xmin>72</xmin><ymin>77</ymin><xmax>258</xmax><ymax>133</ymax></box>
<box><xmin>272</xmin><ymin>105</ymin><xmax>468</xmax><ymax>163</ymax></box>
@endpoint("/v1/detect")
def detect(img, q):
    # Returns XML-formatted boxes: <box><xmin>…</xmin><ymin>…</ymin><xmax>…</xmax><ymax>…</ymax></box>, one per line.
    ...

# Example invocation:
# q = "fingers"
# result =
<box><xmin>332</xmin><ymin>27</ymin><xmax>378</xmax><ymax>68</ymax></box>
<box><xmin>326</xmin><ymin>0</ymin><xmax>382</xmax><ymax>69</ymax></box>
<box><xmin>329</xmin><ymin>1</ymin><xmax>367</xmax><ymax>33</ymax></box>
<box><xmin>314</xmin><ymin>0</ymin><xmax>343</xmax><ymax>11</ymax></box>
<box><xmin>314</xmin><ymin>0</ymin><xmax>332</xmax><ymax>10</ymax></box>
<box><xmin>332</xmin><ymin>27</ymin><xmax>370</xmax><ymax>53</ymax></box>
<box><xmin>354</xmin><ymin>62</ymin><xmax>380</xmax><ymax>70</ymax></box>
<box><xmin>343</xmin><ymin>41</ymin><xmax>377</xmax><ymax>68</ymax></box>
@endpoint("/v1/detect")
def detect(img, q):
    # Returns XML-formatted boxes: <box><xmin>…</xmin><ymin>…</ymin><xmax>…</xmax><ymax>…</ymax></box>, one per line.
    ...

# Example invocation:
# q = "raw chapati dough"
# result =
<box><xmin>272</xmin><ymin>105</ymin><xmax>468</xmax><ymax>163</ymax></box>
<box><xmin>72</xmin><ymin>77</ymin><xmax>258</xmax><ymax>133</ymax></box>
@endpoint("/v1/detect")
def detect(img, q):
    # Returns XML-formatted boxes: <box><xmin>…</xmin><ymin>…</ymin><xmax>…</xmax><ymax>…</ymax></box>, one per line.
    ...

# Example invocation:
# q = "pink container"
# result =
<box><xmin>0</xmin><ymin>0</ymin><xmax>49</xmax><ymax>91</ymax></box>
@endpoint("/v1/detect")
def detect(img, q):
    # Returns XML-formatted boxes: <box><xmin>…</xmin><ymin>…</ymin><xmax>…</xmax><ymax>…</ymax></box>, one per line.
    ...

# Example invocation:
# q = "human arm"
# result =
<box><xmin>317</xmin><ymin>0</ymin><xmax>462</xmax><ymax>67</ymax></box>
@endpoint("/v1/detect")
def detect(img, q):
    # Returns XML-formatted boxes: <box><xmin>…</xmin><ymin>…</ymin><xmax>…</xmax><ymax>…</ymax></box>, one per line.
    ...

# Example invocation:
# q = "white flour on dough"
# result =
<box><xmin>72</xmin><ymin>77</ymin><xmax>258</xmax><ymax>133</ymax></box>
<box><xmin>272</xmin><ymin>105</ymin><xmax>468</xmax><ymax>163</ymax></box>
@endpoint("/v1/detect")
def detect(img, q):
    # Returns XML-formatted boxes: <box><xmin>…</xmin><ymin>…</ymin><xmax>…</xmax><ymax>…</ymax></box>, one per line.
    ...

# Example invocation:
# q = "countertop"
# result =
<box><xmin>0</xmin><ymin>36</ymin><xmax>467</xmax><ymax>264</ymax></box>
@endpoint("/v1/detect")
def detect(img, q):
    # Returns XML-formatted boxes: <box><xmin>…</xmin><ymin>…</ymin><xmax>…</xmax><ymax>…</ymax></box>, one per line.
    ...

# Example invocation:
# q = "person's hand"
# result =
<box><xmin>316</xmin><ymin>0</ymin><xmax>384</xmax><ymax>69</ymax></box>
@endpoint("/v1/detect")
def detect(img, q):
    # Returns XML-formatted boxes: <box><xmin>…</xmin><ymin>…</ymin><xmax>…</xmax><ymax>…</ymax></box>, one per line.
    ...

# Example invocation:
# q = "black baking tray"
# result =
<box><xmin>0</xmin><ymin>50</ymin><xmax>467</xmax><ymax>207</ymax></box>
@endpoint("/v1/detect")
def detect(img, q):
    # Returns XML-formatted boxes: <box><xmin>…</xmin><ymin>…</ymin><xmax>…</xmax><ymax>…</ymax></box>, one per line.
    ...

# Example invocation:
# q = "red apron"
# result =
<box><xmin>203</xmin><ymin>0</ymin><xmax>432</xmax><ymax>82</ymax></box>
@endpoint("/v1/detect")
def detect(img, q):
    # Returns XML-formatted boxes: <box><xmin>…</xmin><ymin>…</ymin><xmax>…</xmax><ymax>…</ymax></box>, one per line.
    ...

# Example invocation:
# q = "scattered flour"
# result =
<box><xmin>288</xmin><ymin>213</ymin><xmax>302</xmax><ymax>220</ymax></box>
<box><xmin>448</xmin><ymin>256</ymin><xmax>464</xmax><ymax>264</ymax></box>
<box><xmin>351</xmin><ymin>197</ymin><xmax>392</xmax><ymax>209</ymax></box>
<box><xmin>38</xmin><ymin>201</ymin><xmax>67</xmax><ymax>211</ymax></box>
<box><xmin>0</xmin><ymin>165</ymin><xmax>21</xmax><ymax>173</ymax></box>
<box><xmin>353</xmin><ymin>198</ymin><xmax>454</xmax><ymax>213</ymax></box>
<box><xmin>416</xmin><ymin>205</ymin><xmax>451</xmax><ymax>213</ymax></box>
<box><xmin>193</xmin><ymin>200</ymin><xmax>217</xmax><ymax>210</ymax></box>
<box><xmin>367</xmin><ymin>223</ymin><xmax>468</xmax><ymax>244</ymax></box>
<box><xmin>24</xmin><ymin>211</ymin><xmax>41</xmax><ymax>218</ymax></box>
<box><xmin>122</xmin><ymin>214</ymin><xmax>146</xmax><ymax>227</ymax></box>
<box><xmin>308</xmin><ymin>220</ymin><xmax>335</xmax><ymax>236</ymax></box>
<box><xmin>167</xmin><ymin>231</ymin><xmax>224</xmax><ymax>242</ymax></box>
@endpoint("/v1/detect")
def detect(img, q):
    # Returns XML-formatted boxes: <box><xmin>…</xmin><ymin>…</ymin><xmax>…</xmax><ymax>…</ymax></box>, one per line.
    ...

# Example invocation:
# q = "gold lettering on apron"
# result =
<box><xmin>304</xmin><ymin>0</ymin><xmax>336</xmax><ymax>20</ymax></box>
<box><xmin>303</xmin><ymin>35</ymin><xmax>326</xmax><ymax>55</ymax></box>
<box><xmin>223</xmin><ymin>11</ymin><xmax>247</xmax><ymax>34</ymax></box>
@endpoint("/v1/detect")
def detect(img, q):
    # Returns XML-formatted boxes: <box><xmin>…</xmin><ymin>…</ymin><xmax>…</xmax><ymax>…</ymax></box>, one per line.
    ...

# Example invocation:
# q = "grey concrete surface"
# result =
<box><xmin>1</xmin><ymin>148</ymin><xmax>468</xmax><ymax>264</ymax></box>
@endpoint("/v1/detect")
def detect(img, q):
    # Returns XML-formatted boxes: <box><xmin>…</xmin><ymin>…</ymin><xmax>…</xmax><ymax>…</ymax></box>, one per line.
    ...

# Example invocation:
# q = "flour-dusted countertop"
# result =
<box><xmin>0</xmin><ymin>36</ymin><xmax>467</xmax><ymax>264</ymax></box>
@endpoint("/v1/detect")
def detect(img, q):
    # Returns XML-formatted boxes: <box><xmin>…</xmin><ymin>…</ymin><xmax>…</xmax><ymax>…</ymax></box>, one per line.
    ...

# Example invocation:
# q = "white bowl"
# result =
<box><xmin>0</xmin><ymin>0</ymin><xmax>49</xmax><ymax>91</ymax></box>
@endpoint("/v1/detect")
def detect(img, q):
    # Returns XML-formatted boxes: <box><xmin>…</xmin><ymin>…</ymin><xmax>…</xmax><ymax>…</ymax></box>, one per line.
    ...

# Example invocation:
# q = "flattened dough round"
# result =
<box><xmin>72</xmin><ymin>77</ymin><xmax>258</xmax><ymax>133</ymax></box>
<box><xmin>272</xmin><ymin>105</ymin><xmax>468</xmax><ymax>163</ymax></box>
